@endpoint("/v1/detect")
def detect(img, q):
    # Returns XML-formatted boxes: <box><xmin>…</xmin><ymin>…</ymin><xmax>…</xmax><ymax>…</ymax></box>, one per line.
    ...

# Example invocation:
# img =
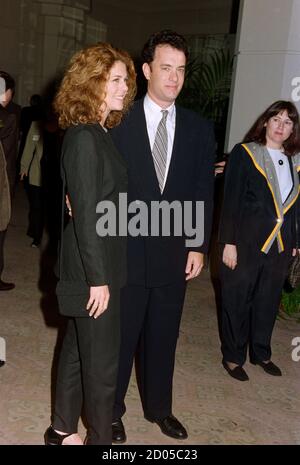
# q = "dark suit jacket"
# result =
<box><xmin>218</xmin><ymin>143</ymin><xmax>299</xmax><ymax>253</ymax></box>
<box><xmin>111</xmin><ymin>98</ymin><xmax>215</xmax><ymax>287</ymax></box>
<box><xmin>6</xmin><ymin>101</ymin><xmax>21</xmax><ymax>133</ymax></box>
<box><xmin>56</xmin><ymin>123</ymin><xmax>128</xmax><ymax>317</ymax></box>
<box><xmin>0</xmin><ymin>106</ymin><xmax>17</xmax><ymax>195</ymax></box>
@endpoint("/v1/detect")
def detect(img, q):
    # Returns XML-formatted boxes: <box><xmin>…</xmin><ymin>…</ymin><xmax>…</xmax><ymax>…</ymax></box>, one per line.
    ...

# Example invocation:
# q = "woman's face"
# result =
<box><xmin>265</xmin><ymin>110</ymin><xmax>294</xmax><ymax>149</ymax></box>
<box><xmin>101</xmin><ymin>60</ymin><xmax>128</xmax><ymax>121</ymax></box>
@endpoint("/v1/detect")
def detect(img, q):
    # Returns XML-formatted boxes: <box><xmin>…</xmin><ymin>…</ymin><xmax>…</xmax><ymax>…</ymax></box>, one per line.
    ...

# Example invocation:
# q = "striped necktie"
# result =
<box><xmin>152</xmin><ymin>110</ymin><xmax>168</xmax><ymax>193</ymax></box>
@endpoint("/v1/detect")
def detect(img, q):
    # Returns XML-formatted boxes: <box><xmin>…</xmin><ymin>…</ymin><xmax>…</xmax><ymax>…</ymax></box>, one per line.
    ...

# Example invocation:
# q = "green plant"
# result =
<box><xmin>281</xmin><ymin>287</ymin><xmax>300</xmax><ymax>318</ymax></box>
<box><xmin>178</xmin><ymin>48</ymin><xmax>233</xmax><ymax>124</ymax></box>
<box><xmin>177</xmin><ymin>48</ymin><xmax>233</xmax><ymax>155</ymax></box>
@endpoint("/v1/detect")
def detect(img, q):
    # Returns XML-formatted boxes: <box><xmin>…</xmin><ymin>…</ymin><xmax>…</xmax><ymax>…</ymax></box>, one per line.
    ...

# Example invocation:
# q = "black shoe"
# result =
<box><xmin>44</xmin><ymin>425</ymin><xmax>74</xmax><ymax>445</ymax></box>
<box><xmin>27</xmin><ymin>228</ymin><xmax>34</xmax><ymax>239</ymax></box>
<box><xmin>0</xmin><ymin>360</ymin><xmax>5</xmax><ymax>367</ymax></box>
<box><xmin>0</xmin><ymin>280</ymin><xmax>15</xmax><ymax>291</ymax></box>
<box><xmin>145</xmin><ymin>414</ymin><xmax>188</xmax><ymax>440</ymax></box>
<box><xmin>252</xmin><ymin>360</ymin><xmax>282</xmax><ymax>376</ymax></box>
<box><xmin>222</xmin><ymin>360</ymin><xmax>249</xmax><ymax>381</ymax></box>
<box><xmin>112</xmin><ymin>418</ymin><xmax>126</xmax><ymax>443</ymax></box>
<box><xmin>31</xmin><ymin>240</ymin><xmax>40</xmax><ymax>248</ymax></box>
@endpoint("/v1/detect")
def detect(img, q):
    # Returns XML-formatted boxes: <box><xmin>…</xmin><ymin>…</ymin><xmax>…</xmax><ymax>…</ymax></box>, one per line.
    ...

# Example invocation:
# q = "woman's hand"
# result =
<box><xmin>66</xmin><ymin>194</ymin><xmax>72</xmax><ymax>217</ymax></box>
<box><xmin>86</xmin><ymin>285</ymin><xmax>110</xmax><ymax>318</ymax></box>
<box><xmin>20</xmin><ymin>172</ymin><xmax>27</xmax><ymax>181</ymax></box>
<box><xmin>222</xmin><ymin>244</ymin><xmax>238</xmax><ymax>270</ymax></box>
<box><xmin>292</xmin><ymin>248</ymin><xmax>300</xmax><ymax>256</ymax></box>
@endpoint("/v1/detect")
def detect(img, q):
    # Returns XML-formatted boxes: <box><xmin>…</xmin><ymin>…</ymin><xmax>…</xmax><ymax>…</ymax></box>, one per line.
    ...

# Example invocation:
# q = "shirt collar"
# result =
<box><xmin>144</xmin><ymin>94</ymin><xmax>175</xmax><ymax>121</ymax></box>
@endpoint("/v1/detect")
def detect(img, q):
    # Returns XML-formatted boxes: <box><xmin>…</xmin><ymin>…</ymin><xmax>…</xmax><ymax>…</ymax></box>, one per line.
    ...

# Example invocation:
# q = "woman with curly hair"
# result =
<box><xmin>44</xmin><ymin>43</ymin><xmax>136</xmax><ymax>445</ymax></box>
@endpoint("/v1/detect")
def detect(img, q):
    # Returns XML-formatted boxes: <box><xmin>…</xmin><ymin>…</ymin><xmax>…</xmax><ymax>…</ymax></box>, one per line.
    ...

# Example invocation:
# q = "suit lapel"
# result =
<box><xmin>127</xmin><ymin>101</ymin><xmax>187</xmax><ymax>199</ymax></box>
<box><xmin>128</xmin><ymin>100</ymin><xmax>161</xmax><ymax>199</ymax></box>
<box><xmin>163</xmin><ymin>105</ymin><xmax>184</xmax><ymax>196</ymax></box>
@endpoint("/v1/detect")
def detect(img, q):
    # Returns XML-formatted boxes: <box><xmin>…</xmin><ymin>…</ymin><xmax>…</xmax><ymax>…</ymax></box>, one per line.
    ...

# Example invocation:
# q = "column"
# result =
<box><xmin>225</xmin><ymin>0</ymin><xmax>300</xmax><ymax>151</ymax></box>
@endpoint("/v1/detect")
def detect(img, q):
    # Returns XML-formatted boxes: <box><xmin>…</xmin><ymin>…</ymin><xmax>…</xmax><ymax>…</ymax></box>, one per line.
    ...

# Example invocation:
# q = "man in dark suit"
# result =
<box><xmin>111</xmin><ymin>30</ymin><xmax>215</xmax><ymax>442</ymax></box>
<box><xmin>0</xmin><ymin>72</ymin><xmax>18</xmax><ymax>292</ymax></box>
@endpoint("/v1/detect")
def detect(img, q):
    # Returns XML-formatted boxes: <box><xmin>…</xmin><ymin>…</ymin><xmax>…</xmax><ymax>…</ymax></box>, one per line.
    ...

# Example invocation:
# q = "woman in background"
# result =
<box><xmin>219</xmin><ymin>100</ymin><xmax>300</xmax><ymax>381</ymax></box>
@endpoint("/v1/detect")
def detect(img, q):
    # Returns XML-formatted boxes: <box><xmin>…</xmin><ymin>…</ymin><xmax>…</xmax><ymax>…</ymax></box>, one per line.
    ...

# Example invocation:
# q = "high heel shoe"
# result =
<box><xmin>44</xmin><ymin>425</ymin><xmax>74</xmax><ymax>445</ymax></box>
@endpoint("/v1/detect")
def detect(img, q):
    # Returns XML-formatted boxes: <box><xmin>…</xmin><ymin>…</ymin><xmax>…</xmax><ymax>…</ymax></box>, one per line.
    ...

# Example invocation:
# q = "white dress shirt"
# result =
<box><xmin>144</xmin><ymin>94</ymin><xmax>176</xmax><ymax>191</ymax></box>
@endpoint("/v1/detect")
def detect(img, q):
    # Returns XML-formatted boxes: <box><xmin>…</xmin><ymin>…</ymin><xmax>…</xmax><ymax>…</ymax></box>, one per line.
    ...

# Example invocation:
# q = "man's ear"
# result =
<box><xmin>142</xmin><ymin>63</ymin><xmax>151</xmax><ymax>80</ymax></box>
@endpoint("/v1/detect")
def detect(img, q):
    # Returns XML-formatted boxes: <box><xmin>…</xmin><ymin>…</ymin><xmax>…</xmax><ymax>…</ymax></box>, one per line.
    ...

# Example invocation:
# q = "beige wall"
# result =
<box><xmin>0</xmin><ymin>0</ymin><xmax>106</xmax><ymax>105</ymax></box>
<box><xmin>225</xmin><ymin>0</ymin><xmax>300</xmax><ymax>151</ymax></box>
<box><xmin>0</xmin><ymin>0</ymin><xmax>21</xmax><ymax>92</ymax></box>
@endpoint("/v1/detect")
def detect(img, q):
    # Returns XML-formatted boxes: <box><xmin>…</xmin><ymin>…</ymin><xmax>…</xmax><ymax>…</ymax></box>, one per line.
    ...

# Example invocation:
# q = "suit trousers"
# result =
<box><xmin>220</xmin><ymin>243</ymin><xmax>291</xmax><ymax>366</ymax></box>
<box><xmin>52</xmin><ymin>288</ymin><xmax>120</xmax><ymax>445</ymax></box>
<box><xmin>113</xmin><ymin>280</ymin><xmax>186</xmax><ymax>421</ymax></box>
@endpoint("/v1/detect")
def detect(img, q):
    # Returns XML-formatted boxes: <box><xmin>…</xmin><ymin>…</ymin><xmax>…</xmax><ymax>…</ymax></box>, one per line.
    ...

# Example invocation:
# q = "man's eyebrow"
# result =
<box><xmin>159</xmin><ymin>64</ymin><xmax>186</xmax><ymax>68</ymax></box>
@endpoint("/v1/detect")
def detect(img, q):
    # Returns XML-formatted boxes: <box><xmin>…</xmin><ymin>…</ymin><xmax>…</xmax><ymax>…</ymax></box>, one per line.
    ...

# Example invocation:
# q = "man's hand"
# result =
<box><xmin>222</xmin><ymin>244</ymin><xmax>237</xmax><ymax>270</ymax></box>
<box><xmin>86</xmin><ymin>285</ymin><xmax>110</xmax><ymax>318</ymax></box>
<box><xmin>185</xmin><ymin>252</ymin><xmax>204</xmax><ymax>281</ymax></box>
<box><xmin>214</xmin><ymin>160</ymin><xmax>226</xmax><ymax>176</ymax></box>
<box><xmin>292</xmin><ymin>248</ymin><xmax>300</xmax><ymax>256</ymax></box>
<box><xmin>20</xmin><ymin>172</ymin><xmax>27</xmax><ymax>181</ymax></box>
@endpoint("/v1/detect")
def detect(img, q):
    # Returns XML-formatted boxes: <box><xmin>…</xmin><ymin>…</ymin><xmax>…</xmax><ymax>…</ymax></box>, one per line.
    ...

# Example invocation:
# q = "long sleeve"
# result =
<box><xmin>218</xmin><ymin>144</ymin><xmax>250</xmax><ymax>245</ymax></box>
<box><xmin>62</xmin><ymin>128</ymin><xmax>109</xmax><ymax>286</ymax></box>
<box><xmin>191</xmin><ymin>121</ymin><xmax>216</xmax><ymax>254</ymax></box>
<box><xmin>0</xmin><ymin>108</ymin><xmax>17</xmax><ymax>194</ymax></box>
<box><xmin>20</xmin><ymin>121</ymin><xmax>42</xmax><ymax>171</ymax></box>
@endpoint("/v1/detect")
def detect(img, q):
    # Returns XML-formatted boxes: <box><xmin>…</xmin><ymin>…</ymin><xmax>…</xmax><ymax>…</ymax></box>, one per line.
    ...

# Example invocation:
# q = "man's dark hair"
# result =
<box><xmin>141</xmin><ymin>30</ymin><xmax>189</xmax><ymax>64</ymax></box>
<box><xmin>0</xmin><ymin>70</ymin><xmax>16</xmax><ymax>95</ymax></box>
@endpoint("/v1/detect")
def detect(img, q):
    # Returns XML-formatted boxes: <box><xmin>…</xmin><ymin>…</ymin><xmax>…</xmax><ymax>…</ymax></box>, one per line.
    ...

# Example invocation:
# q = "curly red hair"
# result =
<box><xmin>54</xmin><ymin>43</ymin><xmax>136</xmax><ymax>129</ymax></box>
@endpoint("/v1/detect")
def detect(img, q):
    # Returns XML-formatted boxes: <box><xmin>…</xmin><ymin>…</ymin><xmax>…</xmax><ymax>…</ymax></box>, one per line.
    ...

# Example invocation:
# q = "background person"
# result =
<box><xmin>19</xmin><ymin>94</ymin><xmax>44</xmax><ymax>160</ymax></box>
<box><xmin>219</xmin><ymin>100</ymin><xmax>300</xmax><ymax>381</ymax></box>
<box><xmin>0</xmin><ymin>70</ymin><xmax>21</xmax><ymax>141</ymax></box>
<box><xmin>0</xmin><ymin>71</ymin><xmax>18</xmax><ymax>291</ymax></box>
<box><xmin>20</xmin><ymin>109</ymin><xmax>62</xmax><ymax>248</ymax></box>
<box><xmin>20</xmin><ymin>120</ymin><xmax>44</xmax><ymax>247</ymax></box>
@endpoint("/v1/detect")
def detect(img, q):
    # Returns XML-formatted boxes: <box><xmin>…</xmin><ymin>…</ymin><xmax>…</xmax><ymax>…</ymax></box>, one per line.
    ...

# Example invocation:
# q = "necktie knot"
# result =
<box><xmin>161</xmin><ymin>110</ymin><xmax>168</xmax><ymax>122</ymax></box>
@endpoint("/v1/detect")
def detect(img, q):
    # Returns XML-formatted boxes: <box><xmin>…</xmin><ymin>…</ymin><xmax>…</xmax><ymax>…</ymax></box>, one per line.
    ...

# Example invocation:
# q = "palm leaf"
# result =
<box><xmin>179</xmin><ymin>49</ymin><xmax>233</xmax><ymax>123</ymax></box>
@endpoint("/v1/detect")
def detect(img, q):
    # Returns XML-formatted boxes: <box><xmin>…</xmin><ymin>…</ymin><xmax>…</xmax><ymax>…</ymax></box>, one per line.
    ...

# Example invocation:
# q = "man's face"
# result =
<box><xmin>103</xmin><ymin>60</ymin><xmax>129</xmax><ymax>115</ymax></box>
<box><xmin>0</xmin><ymin>88</ymin><xmax>13</xmax><ymax>107</ymax></box>
<box><xmin>142</xmin><ymin>44</ymin><xmax>186</xmax><ymax>108</ymax></box>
